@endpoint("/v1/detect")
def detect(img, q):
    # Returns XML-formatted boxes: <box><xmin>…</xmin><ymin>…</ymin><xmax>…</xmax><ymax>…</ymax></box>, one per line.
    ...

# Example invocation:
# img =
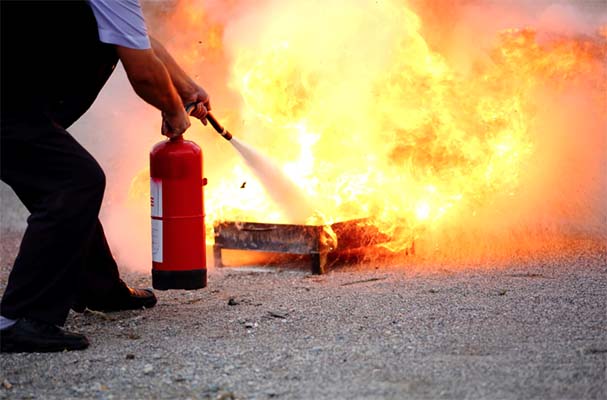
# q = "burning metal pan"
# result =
<box><xmin>213</xmin><ymin>218</ymin><xmax>403</xmax><ymax>274</ymax></box>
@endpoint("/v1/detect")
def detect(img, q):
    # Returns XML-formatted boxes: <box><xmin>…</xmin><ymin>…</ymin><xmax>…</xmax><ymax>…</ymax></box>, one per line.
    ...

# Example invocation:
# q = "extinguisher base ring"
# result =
<box><xmin>152</xmin><ymin>269</ymin><xmax>207</xmax><ymax>290</ymax></box>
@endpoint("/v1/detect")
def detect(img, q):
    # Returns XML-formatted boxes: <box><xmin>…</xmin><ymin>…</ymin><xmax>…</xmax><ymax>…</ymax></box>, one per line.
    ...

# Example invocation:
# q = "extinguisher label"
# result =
<box><xmin>151</xmin><ymin>219</ymin><xmax>163</xmax><ymax>263</ymax></box>
<box><xmin>150</xmin><ymin>177</ymin><xmax>163</xmax><ymax>263</ymax></box>
<box><xmin>150</xmin><ymin>178</ymin><xmax>163</xmax><ymax>217</ymax></box>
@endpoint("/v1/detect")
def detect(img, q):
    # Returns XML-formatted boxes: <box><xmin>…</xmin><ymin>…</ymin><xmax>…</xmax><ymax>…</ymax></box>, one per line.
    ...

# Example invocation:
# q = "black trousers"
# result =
<box><xmin>1</xmin><ymin>116</ymin><xmax>121</xmax><ymax>326</ymax></box>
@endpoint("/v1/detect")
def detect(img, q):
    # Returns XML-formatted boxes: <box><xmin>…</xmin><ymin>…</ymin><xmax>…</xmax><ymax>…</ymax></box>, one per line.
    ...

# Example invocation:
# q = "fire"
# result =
<box><xmin>129</xmin><ymin>0</ymin><xmax>606</xmax><ymax>254</ymax></box>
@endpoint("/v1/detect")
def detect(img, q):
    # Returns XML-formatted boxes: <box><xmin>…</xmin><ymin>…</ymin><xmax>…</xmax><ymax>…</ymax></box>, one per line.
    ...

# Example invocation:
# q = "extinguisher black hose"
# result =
<box><xmin>205</xmin><ymin>114</ymin><xmax>231</xmax><ymax>140</ymax></box>
<box><xmin>205</xmin><ymin>113</ymin><xmax>223</xmax><ymax>132</ymax></box>
<box><xmin>185</xmin><ymin>102</ymin><xmax>233</xmax><ymax>141</ymax></box>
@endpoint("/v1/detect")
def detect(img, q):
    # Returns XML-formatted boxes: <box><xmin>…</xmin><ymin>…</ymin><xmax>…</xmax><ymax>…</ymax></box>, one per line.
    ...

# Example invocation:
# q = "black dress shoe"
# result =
<box><xmin>0</xmin><ymin>318</ymin><xmax>89</xmax><ymax>353</ymax></box>
<box><xmin>74</xmin><ymin>282</ymin><xmax>157</xmax><ymax>313</ymax></box>
<box><xmin>95</xmin><ymin>286</ymin><xmax>157</xmax><ymax>312</ymax></box>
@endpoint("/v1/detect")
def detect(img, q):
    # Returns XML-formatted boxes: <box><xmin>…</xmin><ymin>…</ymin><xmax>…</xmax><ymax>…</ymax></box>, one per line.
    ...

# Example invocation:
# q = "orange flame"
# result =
<box><xmin>129</xmin><ymin>0</ymin><xmax>606</xmax><ymax>254</ymax></box>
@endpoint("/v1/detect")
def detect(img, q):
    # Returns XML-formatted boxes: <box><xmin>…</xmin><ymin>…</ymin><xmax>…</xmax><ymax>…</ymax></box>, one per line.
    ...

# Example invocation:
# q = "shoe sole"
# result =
<box><xmin>1</xmin><ymin>340</ymin><xmax>89</xmax><ymax>353</ymax></box>
<box><xmin>88</xmin><ymin>298</ymin><xmax>158</xmax><ymax>313</ymax></box>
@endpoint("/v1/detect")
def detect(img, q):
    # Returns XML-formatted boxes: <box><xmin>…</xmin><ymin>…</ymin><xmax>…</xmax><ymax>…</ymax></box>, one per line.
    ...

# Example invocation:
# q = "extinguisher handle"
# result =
<box><xmin>185</xmin><ymin>103</ymin><xmax>197</xmax><ymax>115</ymax></box>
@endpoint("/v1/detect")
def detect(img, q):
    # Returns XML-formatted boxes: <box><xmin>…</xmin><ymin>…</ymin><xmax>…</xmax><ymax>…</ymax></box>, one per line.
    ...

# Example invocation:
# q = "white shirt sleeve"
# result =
<box><xmin>87</xmin><ymin>0</ymin><xmax>151</xmax><ymax>50</ymax></box>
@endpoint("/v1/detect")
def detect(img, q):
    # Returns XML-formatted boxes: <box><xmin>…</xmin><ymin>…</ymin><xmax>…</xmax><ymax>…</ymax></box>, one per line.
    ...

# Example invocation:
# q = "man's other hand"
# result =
<box><xmin>161</xmin><ymin>108</ymin><xmax>191</xmax><ymax>138</ymax></box>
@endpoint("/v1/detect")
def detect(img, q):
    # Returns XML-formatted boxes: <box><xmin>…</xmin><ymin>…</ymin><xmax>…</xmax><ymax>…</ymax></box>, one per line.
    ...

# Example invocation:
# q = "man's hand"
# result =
<box><xmin>161</xmin><ymin>108</ymin><xmax>191</xmax><ymax>138</ymax></box>
<box><xmin>183</xmin><ymin>85</ymin><xmax>211</xmax><ymax>124</ymax></box>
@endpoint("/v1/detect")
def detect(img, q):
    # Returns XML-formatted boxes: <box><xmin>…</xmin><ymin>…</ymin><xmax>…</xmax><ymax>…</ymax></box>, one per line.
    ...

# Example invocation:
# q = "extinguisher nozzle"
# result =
<box><xmin>221</xmin><ymin>130</ymin><xmax>233</xmax><ymax>141</ymax></box>
<box><xmin>202</xmin><ymin>112</ymin><xmax>233</xmax><ymax>141</ymax></box>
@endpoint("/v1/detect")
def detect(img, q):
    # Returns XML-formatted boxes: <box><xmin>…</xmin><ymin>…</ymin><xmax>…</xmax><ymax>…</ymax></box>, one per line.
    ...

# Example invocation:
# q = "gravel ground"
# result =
<box><xmin>0</xmin><ymin>230</ymin><xmax>605</xmax><ymax>400</ymax></box>
<box><xmin>2</xmin><ymin>1</ymin><xmax>606</xmax><ymax>398</ymax></box>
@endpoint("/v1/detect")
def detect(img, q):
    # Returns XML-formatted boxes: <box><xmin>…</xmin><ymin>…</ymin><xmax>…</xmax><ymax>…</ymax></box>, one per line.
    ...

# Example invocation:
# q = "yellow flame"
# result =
<box><xmin>129</xmin><ymin>1</ymin><xmax>605</xmax><ymax>251</ymax></box>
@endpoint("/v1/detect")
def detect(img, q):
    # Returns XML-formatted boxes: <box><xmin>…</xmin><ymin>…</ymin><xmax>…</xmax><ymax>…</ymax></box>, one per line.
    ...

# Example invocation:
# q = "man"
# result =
<box><xmin>0</xmin><ymin>0</ymin><xmax>210</xmax><ymax>352</ymax></box>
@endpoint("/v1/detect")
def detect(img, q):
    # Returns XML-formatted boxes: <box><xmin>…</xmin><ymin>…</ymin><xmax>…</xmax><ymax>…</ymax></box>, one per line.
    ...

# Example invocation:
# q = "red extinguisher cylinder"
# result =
<box><xmin>150</xmin><ymin>135</ymin><xmax>207</xmax><ymax>290</ymax></box>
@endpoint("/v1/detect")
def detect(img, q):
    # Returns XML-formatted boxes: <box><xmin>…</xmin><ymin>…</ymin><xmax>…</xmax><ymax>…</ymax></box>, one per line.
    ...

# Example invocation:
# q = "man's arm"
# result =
<box><xmin>116</xmin><ymin>46</ymin><xmax>190</xmax><ymax>137</ymax></box>
<box><xmin>87</xmin><ymin>0</ymin><xmax>209</xmax><ymax>134</ymax></box>
<box><xmin>149</xmin><ymin>36</ymin><xmax>210</xmax><ymax>123</ymax></box>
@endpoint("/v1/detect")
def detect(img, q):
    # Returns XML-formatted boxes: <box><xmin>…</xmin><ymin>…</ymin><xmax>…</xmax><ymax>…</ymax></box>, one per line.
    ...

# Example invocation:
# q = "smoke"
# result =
<box><xmin>68</xmin><ymin>66</ymin><xmax>160</xmax><ymax>272</ymax></box>
<box><xmin>56</xmin><ymin>0</ymin><xmax>606</xmax><ymax>272</ymax></box>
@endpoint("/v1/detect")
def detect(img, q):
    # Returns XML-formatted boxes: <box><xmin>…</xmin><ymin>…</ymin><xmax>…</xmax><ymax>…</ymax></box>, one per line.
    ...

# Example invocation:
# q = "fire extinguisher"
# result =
<box><xmin>149</xmin><ymin>109</ymin><xmax>207</xmax><ymax>290</ymax></box>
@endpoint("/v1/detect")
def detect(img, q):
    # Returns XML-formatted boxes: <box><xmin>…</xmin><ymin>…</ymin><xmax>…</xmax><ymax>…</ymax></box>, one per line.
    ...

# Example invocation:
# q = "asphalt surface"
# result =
<box><xmin>0</xmin><ymin>230</ymin><xmax>605</xmax><ymax>400</ymax></box>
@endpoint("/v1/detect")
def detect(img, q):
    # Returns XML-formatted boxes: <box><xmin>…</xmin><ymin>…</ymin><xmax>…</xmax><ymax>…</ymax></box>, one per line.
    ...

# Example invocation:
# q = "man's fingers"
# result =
<box><xmin>161</xmin><ymin>119</ymin><xmax>172</xmax><ymax>137</ymax></box>
<box><xmin>162</xmin><ymin>116</ymin><xmax>191</xmax><ymax>138</ymax></box>
<box><xmin>196</xmin><ymin>102</ymin><xmax>207</xmax><ymax>117</ymax></box>
<box><xmin>178</xmin><ymin>119</ymin><xmax>192</xmax><ymax>135</ymax></box>
<box><xmin>190</xmin><ymin>102</ymin><xmax>209</xmax><ymax>125</ymax></box>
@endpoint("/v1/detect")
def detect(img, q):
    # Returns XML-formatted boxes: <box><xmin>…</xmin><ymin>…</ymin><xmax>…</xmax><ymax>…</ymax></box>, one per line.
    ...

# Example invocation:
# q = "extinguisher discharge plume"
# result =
<box><xmin>204</xmin><ymin>112</ymin><xmax>314</xmax><ymax>224</ymax></box>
